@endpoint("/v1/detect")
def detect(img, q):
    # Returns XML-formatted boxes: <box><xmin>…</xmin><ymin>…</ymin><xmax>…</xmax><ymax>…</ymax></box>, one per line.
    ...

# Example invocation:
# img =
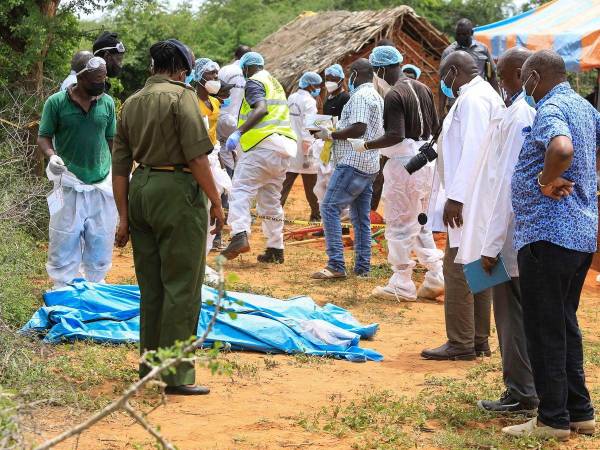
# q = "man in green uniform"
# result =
<box><xmin>112</xmin><ymin>39</ymin><xmax>225</xmax><ymax>396</ymax></box>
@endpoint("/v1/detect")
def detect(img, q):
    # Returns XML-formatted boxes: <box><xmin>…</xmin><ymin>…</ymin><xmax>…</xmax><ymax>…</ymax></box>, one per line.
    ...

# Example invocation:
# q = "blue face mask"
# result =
<box><xmin>440</xmin><ymin>68</ymin><xmax>456</xmax><ymax>99</ymax></box>
<box><xmin>348</xmin><ymin>71</ymin><xmax>357</xmax><ymax>93</ymax></box>
<box><xmin>310</xmin><ymin>88</ymin><xmax>321</xmax><ymax>98</ymax></box>
<box><xmin>184</xmin><ymin>73</ymin><xmax>194</xmax><ymax>85</ymax></box>
<box><xmin>522</xmin><ymin>73</ymin><xmax>538</xmax><ymax>108</ymax></box>
<box><xmin>222</xmin><ymin>98</ymin><xmax>232</xmax><ymax>108</ymax></box>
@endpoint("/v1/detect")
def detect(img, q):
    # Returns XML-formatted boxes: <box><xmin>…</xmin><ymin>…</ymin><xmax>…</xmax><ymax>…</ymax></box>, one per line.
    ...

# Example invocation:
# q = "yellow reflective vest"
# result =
<box><xmin>238</xmin><ymin>70</ymin><xmax>296</xmax><ymax>151</ymax></box>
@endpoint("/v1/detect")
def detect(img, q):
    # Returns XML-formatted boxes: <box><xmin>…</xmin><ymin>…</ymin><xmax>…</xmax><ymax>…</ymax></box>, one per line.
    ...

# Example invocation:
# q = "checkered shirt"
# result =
<box><xmin>332</xmin><ymin>83</ymin><xmax>384</xmax><ymax>174</ymax></box>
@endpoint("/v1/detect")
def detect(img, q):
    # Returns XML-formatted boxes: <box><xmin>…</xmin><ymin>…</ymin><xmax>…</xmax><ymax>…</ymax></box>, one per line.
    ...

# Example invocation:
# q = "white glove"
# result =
<box><xmin>314</xmin><ymin>127</ymin><xmax>332</xmax><ymax>141</ymax></box>
<box><xmin>48</xmin><ymin>154</ymin><xmax>67</xmax><ymax>175</ymax></box>
<box><xmin>348</xmin><ymin>138</ymin><xmax>367</xmax><ymax>153</ymax></box>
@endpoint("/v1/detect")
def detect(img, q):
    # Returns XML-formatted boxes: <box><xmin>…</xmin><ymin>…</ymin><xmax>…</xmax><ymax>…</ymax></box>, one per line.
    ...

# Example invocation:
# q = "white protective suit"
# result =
<box><xmin>455</xmin><ymin>97</ymin><xmax>535</xmax><ymax>277</ymax></box>
<box><xmin>380</xmin><ymin>139</ymin><xmax>444</xmax><ymax>299</ymax></box>
<box><xmin>46</xmin><ymin>166</ymin><xmax>118</xmax><ymax>288</ymax></box>
<box><xmin>287</xmin><ymin>90</ymin><xmax>318</xmax><ymax>174</ymax></box>
<box><xmin>206</xmin><ymin>142</ymin><xmax>232</xmax><ymax>255</ymax></box>
<box><xmin>227</xmin><ymin>136</ymin><xmax>295</xmax><ymax>249</ymax></box>
<box><xmin>217</xmin><ymin>61</ymin><xmax>246</xmax><ymax>170</ymax></box>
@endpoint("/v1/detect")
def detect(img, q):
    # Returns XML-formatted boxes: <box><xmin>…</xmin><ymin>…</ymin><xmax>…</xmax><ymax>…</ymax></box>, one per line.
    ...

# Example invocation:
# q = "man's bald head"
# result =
<box><xmin>521</xmin><ymin>49</ymin><xmax>567</xmax><ymax>102</ymax></box>
<box><xmin>70</xmin><ymin>50</ymin><xmax>93</xmax><ymax>72</ymax></box>
<box><xmin>497</xmin><ymin>46</ymin><xmax>533</xmax><ymax>100</ymax></box>
<box><xmin>439</xmin><ymin>50</ymin><xmax>479</xmax><ymax>97</ymax></box>
<box><xmin>350</xmin><ymin>58</ymin><xmax>374</xmax><ymax>88</ymax></box>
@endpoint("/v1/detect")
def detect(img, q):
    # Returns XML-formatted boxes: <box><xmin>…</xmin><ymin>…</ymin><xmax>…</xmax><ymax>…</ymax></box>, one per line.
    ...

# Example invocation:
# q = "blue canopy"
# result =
<box><xmin>474</xmin><ymin>0</ymin><xmax>600</xmax><ymax>72</ymax></box>
<box><xmin>21</xmin><ymin>281</ymin><xmax>382</xmax><ymax>362</ymax></box>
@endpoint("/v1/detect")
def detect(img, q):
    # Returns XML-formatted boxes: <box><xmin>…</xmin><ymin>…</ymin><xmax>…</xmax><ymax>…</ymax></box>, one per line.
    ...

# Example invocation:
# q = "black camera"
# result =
<box><xmin>404</xmin><ymin>141</ymin><xmax>438</xmax><ymax>174</ymax></box>
<box><xmin>403</xmin><ymin>127</ymin><xmax>442</xmax><ymax>175</ymax></box>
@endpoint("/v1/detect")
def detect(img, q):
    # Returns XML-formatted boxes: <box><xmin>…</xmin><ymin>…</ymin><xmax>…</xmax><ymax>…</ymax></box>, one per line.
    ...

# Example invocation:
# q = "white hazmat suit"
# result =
<box><xmin>46</xmin><ymin>167</ymin><xmax>118</xmax><ymax>288</ymax></box>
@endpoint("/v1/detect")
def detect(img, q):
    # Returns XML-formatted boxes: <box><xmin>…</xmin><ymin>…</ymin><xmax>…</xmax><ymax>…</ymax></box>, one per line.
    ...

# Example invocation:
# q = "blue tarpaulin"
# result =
<box><xmin>21</xmin><ymin>281</ymin><xmax>382</xmax><ymax>362</ymax></box>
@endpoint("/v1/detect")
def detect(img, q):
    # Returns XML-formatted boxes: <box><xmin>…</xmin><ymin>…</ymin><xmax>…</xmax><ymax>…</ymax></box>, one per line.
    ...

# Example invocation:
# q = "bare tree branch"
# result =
<box><xmin>33</xmin><ymin>258</ymin><xmax>228</xmax><ymax>450</ymax></box>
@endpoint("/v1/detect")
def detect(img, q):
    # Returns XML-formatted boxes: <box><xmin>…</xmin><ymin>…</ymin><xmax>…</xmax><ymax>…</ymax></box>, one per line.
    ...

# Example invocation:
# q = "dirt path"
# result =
<box><xmin>36</xmin><ymin>180</ymin><xmax>600</xmax><ymax>449</ymax></box>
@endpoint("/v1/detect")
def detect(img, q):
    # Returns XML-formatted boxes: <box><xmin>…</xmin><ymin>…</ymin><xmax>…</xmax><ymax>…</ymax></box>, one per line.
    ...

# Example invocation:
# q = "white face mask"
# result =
<box><xmin>325</xmin><ymin>81</ymin><xmax>339</xmax><ymax>94</ymax></box>
<box><xmin>204</xmin><ymin>79</ymin><xmax>221</xmax><ymax>95</ymax></box>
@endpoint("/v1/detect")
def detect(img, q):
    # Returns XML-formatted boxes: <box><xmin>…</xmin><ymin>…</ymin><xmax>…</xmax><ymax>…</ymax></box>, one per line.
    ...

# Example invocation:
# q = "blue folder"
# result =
<box><xmin>463</xmin><ymin>256</ymin><xmax>511</xmax><ymax>294</ymax></box>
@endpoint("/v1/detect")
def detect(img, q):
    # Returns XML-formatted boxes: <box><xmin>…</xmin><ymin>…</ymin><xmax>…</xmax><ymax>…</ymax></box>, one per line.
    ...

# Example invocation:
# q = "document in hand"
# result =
<box><xmin>463</xmin><ymin>256</ymin><xmax>511</xmax><ymax>295</ymax></box>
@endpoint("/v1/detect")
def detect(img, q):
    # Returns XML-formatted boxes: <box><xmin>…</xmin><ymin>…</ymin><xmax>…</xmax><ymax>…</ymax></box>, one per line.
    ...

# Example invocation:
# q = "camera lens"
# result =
<box><xmin>404</xmin><ymin>152</ymin><xmax>428</xmax><ymax>175</ymax></box>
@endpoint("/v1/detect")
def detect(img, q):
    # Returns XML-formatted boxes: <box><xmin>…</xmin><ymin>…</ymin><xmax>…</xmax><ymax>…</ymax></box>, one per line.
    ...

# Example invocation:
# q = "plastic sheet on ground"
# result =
<box><xmin>20</xmin><ymin>281</ymin><xmax>382</xmax><ymax>362</ymax></box>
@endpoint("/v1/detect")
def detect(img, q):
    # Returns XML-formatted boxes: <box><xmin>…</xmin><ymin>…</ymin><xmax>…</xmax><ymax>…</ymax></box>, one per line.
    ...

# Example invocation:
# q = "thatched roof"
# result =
<box><xmin>255</xmin><ymin>6</ymin><xmax>450</xmax><ymax>93</ymax></box>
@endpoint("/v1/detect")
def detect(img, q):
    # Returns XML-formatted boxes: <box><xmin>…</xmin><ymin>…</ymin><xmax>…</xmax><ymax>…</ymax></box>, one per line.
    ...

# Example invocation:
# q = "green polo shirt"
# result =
<box><xmin>38</xmin><ymin>88</ymin><xmax>116</xmax><ymax>184</ymax></box>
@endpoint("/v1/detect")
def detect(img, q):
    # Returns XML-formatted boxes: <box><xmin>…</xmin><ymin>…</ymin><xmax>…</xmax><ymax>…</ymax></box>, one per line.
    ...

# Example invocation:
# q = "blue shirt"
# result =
<box><xmin>511</xmin><ymin>82</ymin><xmax>600</xmax><ymax>253</ymax></box>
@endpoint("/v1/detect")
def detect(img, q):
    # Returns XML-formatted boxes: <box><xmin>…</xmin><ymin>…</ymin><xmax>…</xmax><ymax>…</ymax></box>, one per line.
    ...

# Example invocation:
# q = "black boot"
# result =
<box><xmin>257</xmin><ymin>247</ymin><xmax>284</xmax><ymax>264</ymax></box>
<box><xmin>220</xmin><ymin>232</ymin><xmax>250</xmax><ymax>260</ymax></box>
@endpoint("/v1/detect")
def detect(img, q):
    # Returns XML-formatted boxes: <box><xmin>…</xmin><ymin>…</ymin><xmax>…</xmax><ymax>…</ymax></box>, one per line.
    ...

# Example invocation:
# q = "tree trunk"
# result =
<box><xmin>31</xmin><ymin>0</ymin><xmax>60</xmax><ymax>93</ymax></box>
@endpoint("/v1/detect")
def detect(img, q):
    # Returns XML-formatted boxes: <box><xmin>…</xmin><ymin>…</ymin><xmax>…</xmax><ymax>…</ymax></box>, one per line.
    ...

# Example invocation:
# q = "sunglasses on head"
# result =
<box><xmin>94</xmin><ymin>42</ymin><xmax>126</xmax><ymax>55</ymax></box>
<box><xmin>76</xmin><ymin>57</ymin><xmax>106</xmax><ymax>75</ymax></box>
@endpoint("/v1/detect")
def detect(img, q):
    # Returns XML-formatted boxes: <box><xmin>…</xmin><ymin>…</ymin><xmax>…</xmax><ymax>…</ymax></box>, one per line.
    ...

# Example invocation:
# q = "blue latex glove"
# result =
<box><xmin>225</xmin><ymin>130</ymin><xmax>242</xmax><ymax>152</ymax></box>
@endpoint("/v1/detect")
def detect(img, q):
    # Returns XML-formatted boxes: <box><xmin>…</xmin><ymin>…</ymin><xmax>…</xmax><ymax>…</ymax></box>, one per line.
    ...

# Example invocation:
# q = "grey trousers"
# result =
<box><xmin>493</xmin><ymin>278</ymin><xmax>538</xmax><ymax>405</ymax></box>
<box><xmin>444</xmin><ymin>244</ymin><xmax>492</xmax><ymax>349</ymax></box>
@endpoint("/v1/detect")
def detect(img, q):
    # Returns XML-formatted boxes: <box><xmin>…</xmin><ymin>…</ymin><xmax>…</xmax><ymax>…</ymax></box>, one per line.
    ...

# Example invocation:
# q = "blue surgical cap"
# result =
<box><xmin>299</xmin><ymin>71</ymin><xmax>322</xmax><ymax>89</ymax></box>
<box><xmin>239</xmin><ymin>51</ymin><xmax>265</xmax><ymax>69</ymax></box>
<box><xmin>193</xmin><ymin>58</ymin><xmax>220</xmax><ymax>81</ymax></box>
<box><xmin>369</xmin><ymin>45</ymin><xmax>403</xmax><ymax>67</ymax></box>
<box><xmin>402</xmin><ymin>64</ymin><xmax>421</xmax><ymax>80</ymax></box>
<box><xmin>325</xmin><ymin>64</ymin><xmax>345</xmax><ymax>79</ymax></box>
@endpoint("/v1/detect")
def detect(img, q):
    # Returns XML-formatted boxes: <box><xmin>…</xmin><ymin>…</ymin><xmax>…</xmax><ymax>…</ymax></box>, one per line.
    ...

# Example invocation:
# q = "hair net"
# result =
<box><xmin>324</xmin><ymin>64</ymin><xmax>345</xmax><ymax>79</ymax></box>
<box><xmin>193</xmin><ymin>58</ymin><xmax>220</xmax><ymax>81</ymax></box>
<box><xmin>402</xmin><ymin>64</ymin><xmax>421</xmax><ymax>79</ymax></box>
<box><xmin>298</xmin><ymin>71</ymin><xmax>322</xmax><ymax>89</ymax></box>
<box><xmin>369</xmin><ymin>45</ymin><xmax>403</xmax><ymax>67</ymax></box>
<box><xmin>239</xmin><ymin>51</ymin><xmax>265</xmax><ymax>68</ymax></box>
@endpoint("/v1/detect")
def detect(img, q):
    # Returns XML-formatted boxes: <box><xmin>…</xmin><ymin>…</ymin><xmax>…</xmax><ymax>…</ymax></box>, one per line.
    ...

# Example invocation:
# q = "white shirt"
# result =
<box><xmin>60</xmin><ymin>71</ymin><xmax>77</xmax><ymax>91</ymax></box>
<box><xmin>436</xmin><ymin>76</ymin><xmax>504</xmax><ymax>248</ymax></box>
<box><xmin>287</xmin><ymin>89</ymin><xmax>318</xmax><ymax>174</ymax></box>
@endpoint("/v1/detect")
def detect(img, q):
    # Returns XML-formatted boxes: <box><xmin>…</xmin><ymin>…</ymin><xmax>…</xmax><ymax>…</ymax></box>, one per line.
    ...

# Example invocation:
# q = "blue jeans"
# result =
<box><xmin>320</xmin><ymin>164</ymin><xmax>376</xmax><ymax>275</ymax></box>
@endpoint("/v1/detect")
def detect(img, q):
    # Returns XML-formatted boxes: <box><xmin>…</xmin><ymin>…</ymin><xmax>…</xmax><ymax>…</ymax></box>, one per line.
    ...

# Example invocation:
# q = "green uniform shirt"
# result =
<box><xmin>38</xmin><ymin>88</ymin><xmax>116</xmax><ymax>184</ymax></box>
<box><xmin>112</xmin><ymin>75</ymin><xmax>213</xmax><ymax>177</ymax></box>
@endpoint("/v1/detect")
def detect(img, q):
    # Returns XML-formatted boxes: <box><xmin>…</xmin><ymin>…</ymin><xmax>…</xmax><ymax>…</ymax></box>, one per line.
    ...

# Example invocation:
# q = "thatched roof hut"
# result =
<box><xmin>255</xmin><ymin>6</ymin><xmax>450</xmax><ymax>95</ymax></box>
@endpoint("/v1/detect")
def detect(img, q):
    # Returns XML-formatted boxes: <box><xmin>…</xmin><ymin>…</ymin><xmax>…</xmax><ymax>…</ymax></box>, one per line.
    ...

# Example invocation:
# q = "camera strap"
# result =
<box><xmin>405</xmin><ymin>79</ymin><xmax>424</xmax><ymax>140</ymax></box>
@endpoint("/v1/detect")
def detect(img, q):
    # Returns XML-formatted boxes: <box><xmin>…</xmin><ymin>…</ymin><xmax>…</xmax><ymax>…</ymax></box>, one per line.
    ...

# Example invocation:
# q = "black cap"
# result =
<box><xmin>165</xmin><ymin>38</ymin><xmax>193</xmax><ymax>76</ymax></box>
<box><xmin>93</xmin><ymin>31</ymin><xmax>120</xmax><ymax>54</ymax></box>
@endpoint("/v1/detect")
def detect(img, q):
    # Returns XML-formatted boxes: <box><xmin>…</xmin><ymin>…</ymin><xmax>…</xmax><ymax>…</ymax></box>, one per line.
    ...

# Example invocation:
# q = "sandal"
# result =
<box><xmin>311</xmin><ymin>267</ymin><xmax>347</xmax><ymax>280</ymax></box>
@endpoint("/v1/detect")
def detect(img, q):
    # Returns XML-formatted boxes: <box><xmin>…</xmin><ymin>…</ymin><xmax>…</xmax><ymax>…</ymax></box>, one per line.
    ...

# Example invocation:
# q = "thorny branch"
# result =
<box><xmin>34</xmin><ymin>258</ymin><xmax>229</xmax><ymax>450</ymax></box>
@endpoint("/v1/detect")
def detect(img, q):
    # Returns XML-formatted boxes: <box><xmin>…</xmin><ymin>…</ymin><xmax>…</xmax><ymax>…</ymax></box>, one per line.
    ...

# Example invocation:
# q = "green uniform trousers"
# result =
<box><xmin>129</xmin><ymin>166</ymin><xmax>208</xmax><ymax>386</ymax></box>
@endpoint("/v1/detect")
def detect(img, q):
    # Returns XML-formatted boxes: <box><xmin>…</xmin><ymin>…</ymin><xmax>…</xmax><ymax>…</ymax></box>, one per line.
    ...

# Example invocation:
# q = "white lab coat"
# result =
<box><xmin>287</xmin><ymin>90</ymin><xmax>318</xmax><ymax>174</ymax></box>
<box><xmin>455</xmin><ymin>97</ymin><xmax>536</xmax><ymax>276</ymax></box>
<box><xmin>435</xmin><ymin>76</ymin><xmax>505</xmax><ymax>248</ymax></box>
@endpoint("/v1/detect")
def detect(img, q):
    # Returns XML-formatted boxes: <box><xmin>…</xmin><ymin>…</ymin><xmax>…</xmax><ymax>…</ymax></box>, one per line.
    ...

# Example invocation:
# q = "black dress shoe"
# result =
<box><xmin>220</xmin><ymin>231</ymin><xmax>250</xmax><ymax>260</ymax></box>
<box><xmin>165</xmin><ymin>384</ymin><xmax>210</xmax><ymax>396</ymax></box>
<box><xmin>421</xmin><ymin>342</ymin><xmax>476</xmax><ymax>361</ymax></box>
<box><xmin>475</xmin><ymin>342</ymin><xmax>492</xmax><ymax>357</ymax></box>
<box><xmin>477</xmin><ymin>390</ymin><xmax>537</xmax><ymax>415</ymax></box>
<box><xmin>257</xmin><ymin>247</ymin><xmax>284</xmax><ymax>263</ymax></box>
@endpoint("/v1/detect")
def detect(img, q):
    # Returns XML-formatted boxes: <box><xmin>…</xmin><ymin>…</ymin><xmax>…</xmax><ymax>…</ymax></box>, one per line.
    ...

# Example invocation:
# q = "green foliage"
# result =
<box><xmin>0</xmin><ymin>1</ymin><xmax>110</xmax><ymax>86</ymax></box>
<box><xmin>0</xmin><ymin>224</ymin><xmax>47</xmax><ymax>326</ymax></box>
<box><xmin>95</xmin><ymin>0</ymin><xmax>517</xmax><ymax>99</ymax></box>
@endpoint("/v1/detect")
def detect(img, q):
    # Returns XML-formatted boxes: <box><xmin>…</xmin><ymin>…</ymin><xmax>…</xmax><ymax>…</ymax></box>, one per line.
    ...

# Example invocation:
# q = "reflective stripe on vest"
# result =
<box><xmin>238</xmin><ymin>70</ymin><xmax>297</xmax><ymax>152</ymax></box>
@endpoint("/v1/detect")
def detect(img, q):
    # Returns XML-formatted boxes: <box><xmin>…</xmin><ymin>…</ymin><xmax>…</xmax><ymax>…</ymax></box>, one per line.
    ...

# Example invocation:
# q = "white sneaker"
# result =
<box><xmin>371</xmin><ymin>286</ymin><xmax>417</xmax><ymax>302</ymax></box>
<box><xmin>502</xmin><ymin>418</ymin><xmax>570</xmax><ymax>441</ymax></box>
<box><xmin>570</xmin><ymin>418</ymin><xmax>595</xmax><ymax>435</ymax></box>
